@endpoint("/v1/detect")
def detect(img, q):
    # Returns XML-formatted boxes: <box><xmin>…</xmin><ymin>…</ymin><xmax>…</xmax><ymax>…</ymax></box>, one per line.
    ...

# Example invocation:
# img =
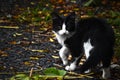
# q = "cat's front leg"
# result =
<box><xmin>59</xmin><ymin>46</ymin><xmax>69</xmax><ymax>65</ymax></box>
<box><xmin>65</xmin><ymin>57</ymin><xmax>80</xmax><ymax>71</ymax></box>
<box><xmin>65</xmin><ymin>61</ymin><xmax>77</xmax><ymax>71</ymax></box>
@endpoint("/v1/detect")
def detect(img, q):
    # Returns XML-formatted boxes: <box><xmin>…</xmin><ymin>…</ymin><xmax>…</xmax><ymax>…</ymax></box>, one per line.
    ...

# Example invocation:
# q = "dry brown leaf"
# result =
<box><xmin>0</xmin><ymin>50</ymin><xmax>8</xmax><ymax>57</ymax></box>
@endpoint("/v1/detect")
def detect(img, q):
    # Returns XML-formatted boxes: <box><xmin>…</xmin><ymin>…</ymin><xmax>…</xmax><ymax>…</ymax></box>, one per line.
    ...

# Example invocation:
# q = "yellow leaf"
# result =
<box><xmin>59</xmin><ymin>10</ymin><xmax>64</xmax><ymax>13</ymax></box>
<box><xmin>30</xmin><ymin>56</ymin><xmax>39</xmax><ymax>60</ymax></box>
<box><xmin>74</xmin><ymin>8</ymin><xmax>79</xmax><ymax>11</ymax></box>
<box><xmin>52</xmin><ymin>55</ymin><xmax>59</xmax><ymax>59</ymax></box>
<box><xmin>24</xmin><ymin>61</ymin><xmax>34</xmax><ymax>66</ymax></box>
<box><xmin>9</xmin><ymin>41</ymin><xmax>17</xmax><ymax>44</ymax></box>
<box><xmin>24</xmin><ymin>62</ymin><xmax>31</xmax><ymax>65</ymax></box>
<box><xmin>31</xmin><ymin>49</ymin><xmax>49</xmax><ymax>53</ymax></box>
<box><xmin>13</xmin><ymin>33</ymin><xmax>22</xmax><ymax>37</ymax></box>
<box><xmin>38</xmin><ymin>11</ymin><xmax>42</xmax><ymax>14</ymax></box>
<box><xmin>15</xmin><ymin>33</ymin><xmax>22</xmax><ymax>36</ymax></box>
<box><xmin>52</xmin><ymin>33</ymin><xmax>56</xmax><ymax>37</ymax></box>
<box><xmin>49</xmin><ymin>38</ymin><xmax>54</xmax><ymax>42</ymax></box>
<box><xmin>64</xmin><ymin>14</ymin><xmax>68</xmax><ymax>16</ymax></box>
<box><xmin>0</xmin><ymin>26</ymin><xmax>19</xmax><ymax>29</ymax></box>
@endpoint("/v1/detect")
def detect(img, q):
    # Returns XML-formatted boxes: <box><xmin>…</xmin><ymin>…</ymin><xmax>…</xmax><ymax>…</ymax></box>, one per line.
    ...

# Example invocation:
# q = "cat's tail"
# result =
<box><xmin>79</xmin><ymin>47</ymin><xmax>113</xmax><ymax>73</ymax></box>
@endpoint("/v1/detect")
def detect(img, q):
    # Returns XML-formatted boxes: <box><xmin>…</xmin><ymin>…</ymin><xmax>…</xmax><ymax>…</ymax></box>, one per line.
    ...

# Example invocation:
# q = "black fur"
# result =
<box><xmin>51</xmin><ymin>12</ymin><xmax>76</xmax><ymax>33</ymax></box>
<box><xmin>65</xmin><ymin>17</ymin><xmax>115</xmax><ymax>73</ymax></box>
<box><xmin>51</xmin><ymin>12</ymin><xmax>115</xmax><ymax>76</ymax></box>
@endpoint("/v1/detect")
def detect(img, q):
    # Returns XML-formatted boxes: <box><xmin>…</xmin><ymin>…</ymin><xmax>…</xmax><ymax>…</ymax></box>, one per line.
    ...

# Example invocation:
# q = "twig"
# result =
<box><xmin>53</xmin><ymin>63</ymin><xmax>63</xmax><ymax>68</ymax></box>
<box><xmin>35</xmin><ymin>74</ymin><xmax>93</xmax><ymax>79</ymax></box>
<box><xmin>0</xmin><ymin>26</ymin><xmax>19</xmax><ymax>29</ymax></box>
<box><xmin>0</xmin><ymin>69</ymin><xmax>41</xmax><ymax>75</ymax></box>
<box><xmin>32</xmin><ymin>33</ymin><xmax>53</xmax><ymax>37</ymax></box>
<box><xmin>67</xmin><ymin>71</ymin><xmax>94</xmax><ymax>78</ymax></box>
<box><xmin>29</xmin><ymin>67</ymin><xmax>33</xmax><ymax>77</ymax></box>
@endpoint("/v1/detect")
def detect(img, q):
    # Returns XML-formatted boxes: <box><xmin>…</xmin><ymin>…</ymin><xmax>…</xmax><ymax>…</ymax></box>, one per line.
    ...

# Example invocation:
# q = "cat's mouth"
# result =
<box><xmin>58</xmin><ymin>30</ymin><xmax>69</xmax><ymax>36</ymax></box>
<box><xmin>60</xmin><ymin>33</ymin><xmax>69</xmax><ymax>36</ymax></box>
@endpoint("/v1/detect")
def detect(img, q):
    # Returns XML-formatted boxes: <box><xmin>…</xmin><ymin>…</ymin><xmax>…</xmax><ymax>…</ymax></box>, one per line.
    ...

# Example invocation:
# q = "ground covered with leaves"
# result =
<box><xmin>0</xmin><ymin>0</ymin><xmax>120</xmax><ymax>80</ymax></box>
<box><xmin>0</xmin><ymin>19</ymin><xmax>120</xmax><ymax>80</ymax></box>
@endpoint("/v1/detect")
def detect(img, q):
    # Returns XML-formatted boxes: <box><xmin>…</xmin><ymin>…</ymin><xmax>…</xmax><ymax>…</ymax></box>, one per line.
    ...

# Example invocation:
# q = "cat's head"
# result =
<box><xmin>51</xmin><ymin>12</ymin><xmax>76</xmax><ymax>36</ymax></box>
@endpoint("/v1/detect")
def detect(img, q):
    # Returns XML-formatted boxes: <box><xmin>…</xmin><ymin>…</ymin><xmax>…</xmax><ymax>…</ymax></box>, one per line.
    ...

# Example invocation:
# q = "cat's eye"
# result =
<box><xmin>58</xmin><ymin>26</ymin><xmax>62</xmax><ymax>29</ymax></box>
<box><xmin>66</xmin><ymin>24</ymin><xmax>75</xmax><ymax>32</ymax></box>
<box><xmin>58</xmin><ymin>26</ymin><xmax>61</xmax><ymax>28</ymax></box>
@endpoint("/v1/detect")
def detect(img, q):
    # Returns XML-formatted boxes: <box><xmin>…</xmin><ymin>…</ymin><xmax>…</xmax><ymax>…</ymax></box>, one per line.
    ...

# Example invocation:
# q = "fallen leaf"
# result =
<box><xmin>15</xmin><ymin>33</ymin><xmax>23</xmax><ymax>36</ymax></box>
<box><xmin>52</xmin><ymin>55</ymin><xmax>59</xmax><ymax>59</ymax></box>
<box><xmin>9</xmin><ymin>41</ymin><xmax>17</xmax><ymax>44</ymax></box>
<box><xmin>0</xmin><ymin>26</ymin><xmax>19</xmax><ymax>29</ymax></box>
<box><xmin>31</xmin><ymin>49</ymin><xmax>49</xmax><ymax>53</ymax></box>
<box><xmin>30</xmin><ymin>56</ymin><xmax>39</xmax><ymax>60</ymax></box>
<box><xmin>59</xmin><ymin>10</ymin><xmax>64</xmax><ymax>13</ymax></box>
<box><xmin>0</xmin><ymin>50</ymin><xmax>8</xmax><ymax>57</ymax></box>
<box><xmin>24</xmin><ymin>61</ymin><xmax>34</xmax><ymax>66</ymax></box>
<box><xmin>49</xmin><ymin>38</ymin><xmax>54</xmax><ymax>42</ymax></box>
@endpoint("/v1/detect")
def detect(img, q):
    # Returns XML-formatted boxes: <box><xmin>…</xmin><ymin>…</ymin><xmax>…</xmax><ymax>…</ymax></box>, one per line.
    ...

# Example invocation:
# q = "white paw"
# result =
<box><xmin>65</xmin><ymin>65</ymin><xmax>70</xmax><ymax>71</ymax></box>
<box><xmin>84</xmin><ymin>70</ymin><xmax>90</xmax><ymax>73</ymax></box>
<box><xmin>65</xmin><ymin>64</ymin><xmax>76</xmax><ymax>71</ymax></box>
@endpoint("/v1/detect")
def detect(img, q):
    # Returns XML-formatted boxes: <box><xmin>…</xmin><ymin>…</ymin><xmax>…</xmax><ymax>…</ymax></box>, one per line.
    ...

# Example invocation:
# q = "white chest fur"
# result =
<box><xmin>53</xmin><ymin>23</ymin><xmax>74</xmax><ymax>46</ymax></box>
<box><xmin>55</xmin><ymin>33</ymin><xmax>67</xmax><ymax>46</ymax></box>
<box><xmin>83</xmin><ymin>39</ymin><xmax>94</xmax><ymax>59</ymax></box>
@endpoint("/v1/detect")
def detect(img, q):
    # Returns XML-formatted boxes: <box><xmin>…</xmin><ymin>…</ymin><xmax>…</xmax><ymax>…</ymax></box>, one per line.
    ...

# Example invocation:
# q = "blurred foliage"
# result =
<box><xmin>108</xmin><ymin>11</ymin><xmax>120</xmax><ymax>26</ymax></box>
<box><xmin>43</xmin><ymin>67</ymin><xmax>66</xmax><ymax>76</ymax></box>
<box><xmin>10</xmin><ymin>67</ymin><xmax>94</xmax><ymax>80</ymax></box>
<box><xmin>14</xmin><ymin>0</ymin><xmax>52</xmax><ymax>27</ymax></box>
<box><xmin>10</xmin><ymin>67</ymin><xmax>66</xmax><ymax>80</ymax></box>
<box><xmin>114</xmin><ymin>27</ymin><xmax>120</xmax><ymax>57</ymax></box>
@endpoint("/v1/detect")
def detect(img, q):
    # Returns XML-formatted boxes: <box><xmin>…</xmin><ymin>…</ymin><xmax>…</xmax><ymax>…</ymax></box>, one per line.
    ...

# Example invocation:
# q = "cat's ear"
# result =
<box><xmin>51</xmin><ymin>12</ymin><xmax>61</xmax><ymax>20</ymax></box>
<box><xmin>67</xmin><ymin>12</ymin><xmax>75</xmax><ymax>19</ymax></box>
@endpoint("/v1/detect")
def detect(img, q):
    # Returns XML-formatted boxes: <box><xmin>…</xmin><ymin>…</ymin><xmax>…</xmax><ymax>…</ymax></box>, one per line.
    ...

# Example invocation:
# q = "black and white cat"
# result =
<box><xmin>51</xmin><ymin>12</ymin><xmax>115</xmax><ymax>79</ymax></box>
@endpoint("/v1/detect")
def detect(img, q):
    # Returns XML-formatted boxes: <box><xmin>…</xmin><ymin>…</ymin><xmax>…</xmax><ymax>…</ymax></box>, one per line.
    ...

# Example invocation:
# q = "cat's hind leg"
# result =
<box><xmin>83</xmin><ymin>39</ymin><xmax>93</xmax><ymax>73</ymax></box>
<box><xmin>79</xmin><ymin>47</ymin><xmax>101</xmax><ymax>73</ymax></box>
<box><xmin>101</xmin><ymin>50</ymin><xmax>113</xmax><ymax>79</ymax></box>
<box><xmin>102</xmin><ymin>67</ymin><xmax>110</xmax><ymax>79</ymax></box>
<box><xmin>59</xmin><ymin>46</ymin><xmax>69</xmax><ymax>65</ymax></box>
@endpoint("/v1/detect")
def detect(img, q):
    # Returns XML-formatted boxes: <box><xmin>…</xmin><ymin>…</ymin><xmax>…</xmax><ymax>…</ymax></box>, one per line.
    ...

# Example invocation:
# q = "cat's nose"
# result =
<box><xmin>63</xmin><ymin>31</ymin><xmax>69</xmax><ymax>35</ymax></box>
<box><xmin>63</xmin><ymin>32</ymin><xmax>67</xmax><ymax>35</ymax></box>
<box><xmin>58</xmin><ymin>30</ymin><xmax>68</xmax><ymax>35</ymax></box>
